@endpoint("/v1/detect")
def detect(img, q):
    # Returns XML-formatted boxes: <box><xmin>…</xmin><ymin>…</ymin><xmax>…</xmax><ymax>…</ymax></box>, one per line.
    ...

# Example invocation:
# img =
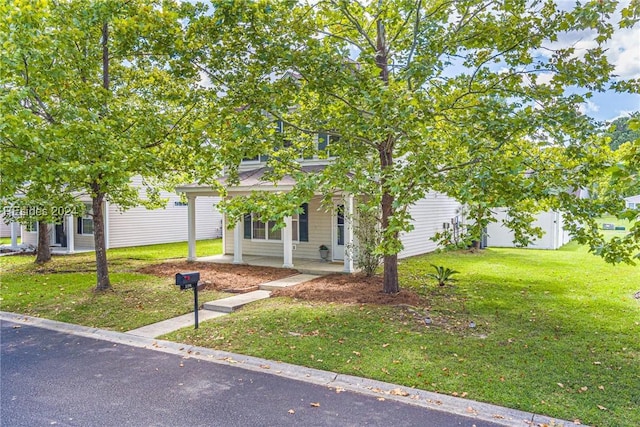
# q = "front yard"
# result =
<box><xmin>165</xmin><ymin>243</ymin><xmax>639</xmax><ymax>427</ymax></box>
<box><xmin>0</xmin><ymin>239</ymin><xmax>227</xmax><ymax>331</ymax></box>
<box><xmin>1</xmin><ymin>239</ymin><xmax>638</xmax><ymax>426</ymax></box>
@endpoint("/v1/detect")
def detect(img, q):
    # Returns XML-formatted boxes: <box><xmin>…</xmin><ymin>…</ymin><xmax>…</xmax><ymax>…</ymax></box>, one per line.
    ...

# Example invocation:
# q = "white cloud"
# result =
<box><xmin>605</xmin><ymin>26</ymin><xmax>640</xmax><ymax>79</ymax></box>
<box><xmin>578</xmin><ymin>99</ymin><xmax>600</xmax><ymax>115</ymax></box>
<box><xmin>534</xmin><ymin>2</ymin><xmax>640</xmax><ymax>80</ymax></box>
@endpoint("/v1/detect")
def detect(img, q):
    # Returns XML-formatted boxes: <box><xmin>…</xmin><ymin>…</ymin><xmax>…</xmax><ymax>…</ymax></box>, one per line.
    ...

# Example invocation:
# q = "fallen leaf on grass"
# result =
<box><xmin>597</xmin><ymin>405</ymin><xmax>607</xmax><ymax>411</ymax></box>
<box><xmin>557</xmin><ymin>383</ymin><xmax>564</xmax><ymax>388</ymax></box>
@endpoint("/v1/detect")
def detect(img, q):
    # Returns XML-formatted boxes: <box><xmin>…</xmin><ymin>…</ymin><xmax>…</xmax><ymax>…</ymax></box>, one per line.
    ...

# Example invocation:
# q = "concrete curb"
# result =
<box><xmin>0</xmin><ymin>311</ymin><xmax>575</xmax><ymax>427</ymax></box>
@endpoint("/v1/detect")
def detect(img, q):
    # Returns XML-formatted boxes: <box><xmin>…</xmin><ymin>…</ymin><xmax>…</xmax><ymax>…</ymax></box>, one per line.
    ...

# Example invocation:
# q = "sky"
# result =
<box><xmin>558</xmin><ymin>1</ymin><xmax>640</xmax><ymax>122</ymax></box>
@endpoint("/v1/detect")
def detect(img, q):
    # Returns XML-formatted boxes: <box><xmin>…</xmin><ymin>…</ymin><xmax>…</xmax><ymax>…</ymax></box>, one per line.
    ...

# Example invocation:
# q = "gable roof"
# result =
<box><xmin>176</xmin><ymin>165</ymin><xmax>328</xmax><ymax>196</ymax></box>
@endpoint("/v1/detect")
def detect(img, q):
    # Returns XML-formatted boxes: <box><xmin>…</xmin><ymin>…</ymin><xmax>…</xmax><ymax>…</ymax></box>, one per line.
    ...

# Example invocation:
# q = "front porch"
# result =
<box><xmin>177</xmin><ymin>175</ymin><xmax>357</xmax><ymax>274</ymax></box>
<box><xmin>196</xmin><ymin>254</ymin><xmax>349</xmax><ymax>275</ymax></box>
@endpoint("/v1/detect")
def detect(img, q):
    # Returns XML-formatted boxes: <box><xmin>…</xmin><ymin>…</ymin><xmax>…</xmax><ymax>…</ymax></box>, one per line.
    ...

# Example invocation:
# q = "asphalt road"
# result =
<box><xmin>0</xmin><ymin>320</ymin><xmax>503</xmax><ymax>427</ymax></box>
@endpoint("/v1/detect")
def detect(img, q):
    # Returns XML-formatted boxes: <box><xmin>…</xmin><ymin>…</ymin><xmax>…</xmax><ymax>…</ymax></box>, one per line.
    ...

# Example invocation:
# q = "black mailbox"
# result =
<box><xmin>176</xmin><ymin>272</ymin><xmax>200</xmax><ymax>290</ymax></box>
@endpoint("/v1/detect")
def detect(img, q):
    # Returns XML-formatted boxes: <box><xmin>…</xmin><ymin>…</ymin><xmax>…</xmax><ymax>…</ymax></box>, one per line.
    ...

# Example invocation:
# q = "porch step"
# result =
<box><xmin>259</xmin><ymin>274</ymin><xmax>322</xmax><ymax>291</ymax></box>
<box><xmin>203</xmin><ymin>290</ymin><xmax>271</xmax><ymax>313</ymax></box>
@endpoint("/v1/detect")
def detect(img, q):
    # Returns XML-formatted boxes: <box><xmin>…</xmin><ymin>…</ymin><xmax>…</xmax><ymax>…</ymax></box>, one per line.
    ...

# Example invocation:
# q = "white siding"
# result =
<box><xmin>21</xmin><ymin>177</ymin><xmax>222</xmax><ymax>250</ymax></box>
<box><xmin>21</xmin><ymin>228</ymin><xmax>37</xmax><ymax>246</ymax></box>
<box><xmin>225</xmin><ymin>196</ymin><xmax>333</xmax><ymax>261</ymax></box>
<box><xmin>1</xmin><ymin>222</ymin><xmax>19</xmax><ymax>238</ymax></box>
<box><xmin>108</xmin><ymin>195</ymin><xmax>222</xmax><ymax>249</ymax></box>
<box><xmin>485</xmin><ymin>209</ymin><xmax>570</xmax><ymax>250</ymax></box>
<box><xmin>399</xmin><ymin>192</ymin><xmax>463</xmax><ymax>259</ymax></box>
<box><xmin>625</xmin><ymin>194</ymin><xmax>640</xmax><ymax>208</ymax></box>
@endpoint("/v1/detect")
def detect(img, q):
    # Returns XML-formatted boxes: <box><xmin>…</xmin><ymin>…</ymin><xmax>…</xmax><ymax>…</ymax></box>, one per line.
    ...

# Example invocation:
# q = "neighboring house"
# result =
<box><xmin>1</xmin><ymin>221</ymin><xmax>20</xmax><ymax>239</ymax></box>
<box><xmin>17</xmin><ymin>177</ymin><xmax>222</xmax><ymax>252</ymax></box>
<box><xmin>624</xmin><ymin>195</ymin><xmax>640</xmax><ymax>209</ymax></box>
<box><xmin>485</xmin><ymin>209</ymin><xmax>571</xmax><ymax>250</ymax></box>
<box><xmin>176</xmin><ymin>123</ymin><xmax>462</xmax><ymax>272</ymax></box>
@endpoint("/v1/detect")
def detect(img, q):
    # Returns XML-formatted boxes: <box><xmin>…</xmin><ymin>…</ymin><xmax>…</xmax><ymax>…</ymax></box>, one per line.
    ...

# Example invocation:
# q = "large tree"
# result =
<box><xmin>605</xmin><ymin>112</ymin><xmax>640</xmax><ymax>151</ymax></box>
<box><xmin>187</xmin><ymin>0</ymin><xmax>639</xmax><ymax>293</ymax></box>
<box><xmin>0</xmin><ymin>0</ymin><xmax>203</xmax><ymax>290</ymax></box>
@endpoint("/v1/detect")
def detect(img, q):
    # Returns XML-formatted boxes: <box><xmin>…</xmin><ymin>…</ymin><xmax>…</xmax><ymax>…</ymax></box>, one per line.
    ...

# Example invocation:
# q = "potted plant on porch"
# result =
<box><xmin>319</xmin><ymin>244</ymin><xmax>330</xmax><ymax>262</ymax></box>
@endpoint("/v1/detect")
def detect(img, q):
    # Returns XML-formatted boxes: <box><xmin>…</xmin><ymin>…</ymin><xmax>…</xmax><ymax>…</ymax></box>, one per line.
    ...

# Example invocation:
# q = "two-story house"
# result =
<box><xmin>176</xmin><ymin>121</ymin><xmax>463</xmax><ymax>272</ymax></box>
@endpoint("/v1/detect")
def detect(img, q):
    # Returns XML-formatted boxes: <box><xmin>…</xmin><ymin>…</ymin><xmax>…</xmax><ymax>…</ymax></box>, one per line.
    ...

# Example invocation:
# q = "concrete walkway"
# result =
<box><xmin>126</xmin><ymin>273</ymin><xmax>322</xmax><ymax>338</ymax></box>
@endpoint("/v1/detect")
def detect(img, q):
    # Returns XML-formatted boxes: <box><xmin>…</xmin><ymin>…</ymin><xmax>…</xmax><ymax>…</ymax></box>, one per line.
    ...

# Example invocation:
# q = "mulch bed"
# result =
<box><xmin>271</xmin><ymin>273</ymin><xmax>426</xmax><ymax>306</ymax></box>
<box><xmin>138</xmin><ymin>261</ymin><xmax>298</xmax><ymax>293</ymax></box>
<box><xmin>139</xmin><ymin>262</ymin><xmax>426</xmax><ymax>306</ymax></box>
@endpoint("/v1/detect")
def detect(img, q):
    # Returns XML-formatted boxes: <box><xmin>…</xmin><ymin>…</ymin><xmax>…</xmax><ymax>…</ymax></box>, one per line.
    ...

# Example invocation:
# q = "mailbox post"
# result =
<box><xmin>175</xmin><ymin>272</ymin><xmax>201</xmax><ymax>329</ymax></box>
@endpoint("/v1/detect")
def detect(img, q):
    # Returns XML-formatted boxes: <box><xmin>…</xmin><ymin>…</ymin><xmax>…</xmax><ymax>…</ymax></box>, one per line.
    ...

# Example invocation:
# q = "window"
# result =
<box><xmin>336</xmin><ymin>204</ymin><xmax>345</xmax><ymax>245</ymax></box>
<box><xmin>243</xmin><ymin>203</ymin><xmax>308</xmax><ymax>242</ymax></box>
<box><xmin>77</xmin><ymin>204</ymin><xmax>94</xmax><ymax>235</ymax></box>
<box><xmin>318</xmin><ymin>133</ymin><xmax>339</xmax><ymax>155</ymax></box>
<box><xmin>25</xmin><ymin>221</ymin><xmax>38</xmax><ymax>232</ymax></box>
<box><xmin>250</xmin><ymin>218</ymin><xmax>280</xmax><ymax>240</ymax></box>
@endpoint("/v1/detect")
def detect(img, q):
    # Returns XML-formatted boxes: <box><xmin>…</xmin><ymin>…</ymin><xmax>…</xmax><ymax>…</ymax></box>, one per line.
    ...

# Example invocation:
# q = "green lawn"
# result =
<box><xmin>0</xmin><ymin>239</ymin><xmax>224</xmax><ymax>331</ymax></box>
<box><xmin>165</xmin><ymin>242</ymin><xmax>639</xmax><ymax>427</ymax></box>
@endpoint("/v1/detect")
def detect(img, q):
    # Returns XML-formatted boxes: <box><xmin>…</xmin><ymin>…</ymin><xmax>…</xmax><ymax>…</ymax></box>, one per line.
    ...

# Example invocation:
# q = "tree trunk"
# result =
<box><xmin>383</xmin><ymin>252</ymin><xmax>399</xmax><ymax>293</ymax></box>
<box><xmin>92</xmin><ymin>192</ymin><xmax>111</xmax><ymax>291</ymax></box>
<box><xmin>380</xmin><ymin>146</ymin><xmax>400</xmax><ymax>293</ymax></box>
<box><xmin>375</xmin><ymin>16</ymin><xmax>399</xmax><ymax>293</ymax></box>
<box><xmin>35</xmin><ymin>220</ymin><xmax>51</xmax><ymax>264</ymax></box>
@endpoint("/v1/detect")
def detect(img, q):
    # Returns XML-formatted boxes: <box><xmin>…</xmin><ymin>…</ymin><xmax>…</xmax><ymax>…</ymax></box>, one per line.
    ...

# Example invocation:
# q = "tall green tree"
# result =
<box><xmin>0</xmin><ymin>0</ymin><xmax>203</xmax><ymax>290</ymax></box>
<box><xmin>605</xmin><ymin>112</ymin><xmax>640</xmax><ymax>151</ymax></box>
<box><xmin>191</xmin><ymin>0</ymin><xmax>640</xmax><ymax>293</ymax></box>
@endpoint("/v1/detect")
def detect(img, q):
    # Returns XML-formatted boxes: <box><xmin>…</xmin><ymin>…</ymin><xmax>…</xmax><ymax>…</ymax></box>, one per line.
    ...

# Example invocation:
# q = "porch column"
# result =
<box><xmin>343</xmin><ymin>194</ymin><xmax>354</xmax><ymax>273</ymax></box>
<box><xmin>187</xmin><ymin>195</ymin><xmax>196</xmax><ymax>261</ymax></box>
<box><xmin>282</xmin><ymin>216</ymin><xmax>293</xmax><ymax>268</ymax></box>
<box><xmin>66</xmin><ymin>214</ymin><xmax>75</xmax><ymax>254</ymax></box>
<box><xmin>10</xmin><ymin>221</ymin><xmax>19</xmax><ymax>247</ymax></box>
<box><xmin>233</xmin><ymin>219</ymin><xmax>243</xmax><ymax>264</ymax></box>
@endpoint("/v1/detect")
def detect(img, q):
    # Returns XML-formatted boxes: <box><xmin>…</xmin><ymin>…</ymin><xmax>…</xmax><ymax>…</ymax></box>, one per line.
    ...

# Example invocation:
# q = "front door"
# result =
<box><xmin>332</xmin><ymin>204</ymin><xmax>345</xmax><ymax>261</ymax></box>
<box><xmin>54</xmin><ymin>223</ymin><xmax>67</xmax><ymax>247</ymax></box>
